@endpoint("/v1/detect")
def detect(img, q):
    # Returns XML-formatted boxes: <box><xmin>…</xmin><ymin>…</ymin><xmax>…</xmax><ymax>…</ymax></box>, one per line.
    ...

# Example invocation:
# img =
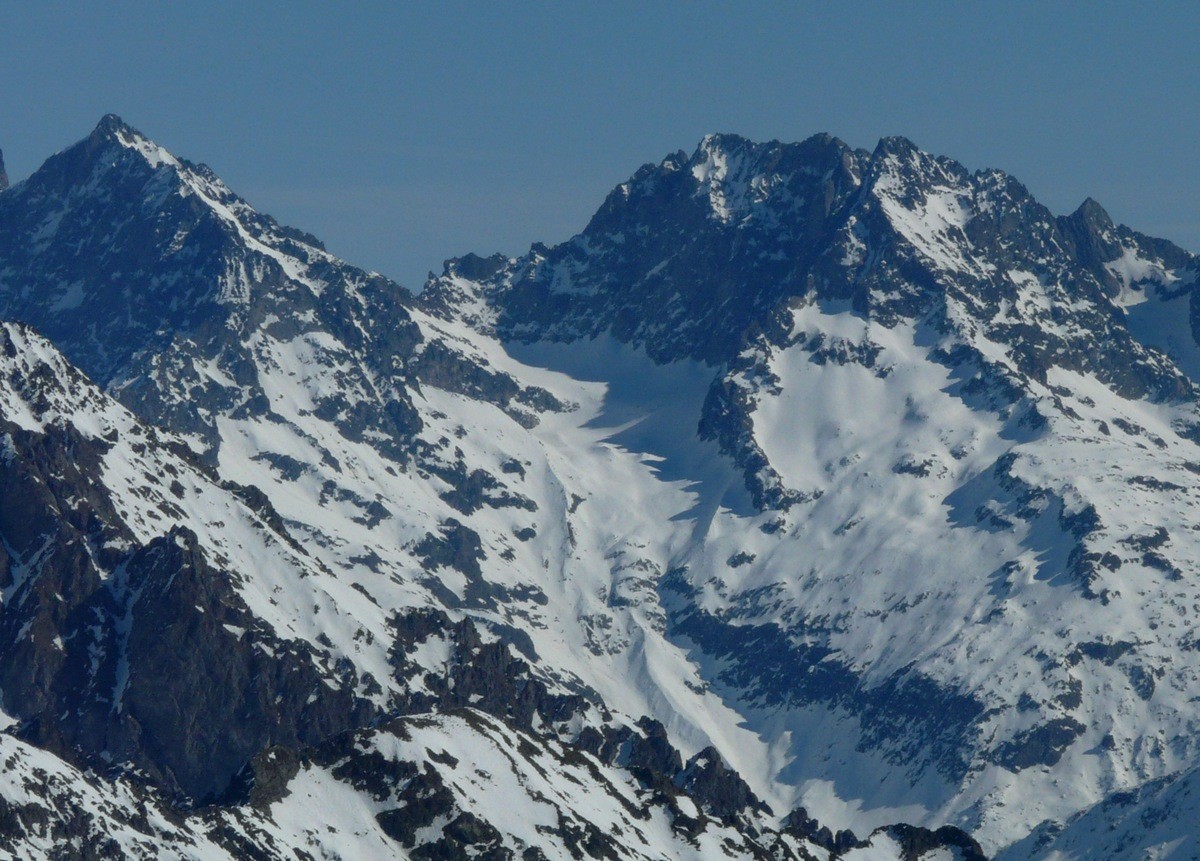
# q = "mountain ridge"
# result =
<box><xmin>0</xmin><ymin>115</ymin><xmax>1198</xmax><ymax>858</ymax></box>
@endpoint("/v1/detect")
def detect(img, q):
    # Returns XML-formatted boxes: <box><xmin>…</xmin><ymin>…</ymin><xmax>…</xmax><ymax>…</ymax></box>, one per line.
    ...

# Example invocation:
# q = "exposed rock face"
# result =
<box><xmin>0</xmin><ymin>555</ymin><xmax>961</xmax><ymax>860</ymax></box>
<box><xmin>10</xmin><ymin>516</ymin><xmax>370</xmax><ymax>802</ymax></box>
<box><xmin>0</xmin><ymin>147</ymin><xmax>8</xmax><ymax>191</ymax></box>
<box><xmin>387</xmin><ymin>607</ymin><xmax>595</xmax><ymax>732</ymax></box>
<box><xmin>880</xmin><ymin>824</ymin><xmax>989</xmax><ymax>861</ymax></box>
<box><xmin>676</xmin><ymin>746</ymin><xmax>772</xmax><ymax>823</ymax></box>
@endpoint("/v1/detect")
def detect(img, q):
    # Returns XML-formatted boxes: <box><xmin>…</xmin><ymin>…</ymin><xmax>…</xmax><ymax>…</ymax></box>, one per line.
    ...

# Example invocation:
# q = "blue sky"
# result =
<box><xmin>2</xmin><ymin>3</ymin><xmax>1198</xmax><ymax>288</ymax></box>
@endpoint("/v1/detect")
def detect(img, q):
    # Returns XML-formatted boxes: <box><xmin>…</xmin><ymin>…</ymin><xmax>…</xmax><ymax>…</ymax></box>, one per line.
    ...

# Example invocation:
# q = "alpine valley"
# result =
<box><xmin>0</xmin><ymin>116</ymin><xmax>1197</xmax><ymax>860</ymax></box>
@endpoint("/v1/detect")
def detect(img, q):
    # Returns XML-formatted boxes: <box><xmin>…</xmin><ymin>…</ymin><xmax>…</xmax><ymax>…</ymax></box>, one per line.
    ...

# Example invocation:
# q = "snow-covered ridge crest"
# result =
<box><xmin>868</xmin><ymin>139</ymin><xmax>980</xmax><ymax>276</ymax></box>
<box><xmin>4</xmin><ymin>113</ymin><xmax>338</xmax><ymax>323</ymax></box>
<box><xmin>94</xmin><ymin>113</ymin><xmax>328</xmax><ymax>302</ymax></box>
<box><xmin>99</xmin><ymin>113</ymin><xmax>181</xmax><ymax>170</ymax></box>
<box><xmin>0</xmin><ymin>321</ymin><xmax>114</xmax><ymax>434</ymax></box>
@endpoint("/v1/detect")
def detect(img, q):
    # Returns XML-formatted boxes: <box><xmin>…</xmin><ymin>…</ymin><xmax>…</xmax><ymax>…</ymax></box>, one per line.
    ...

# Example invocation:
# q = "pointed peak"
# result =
<box><xmin>88</xmin><ymin>113</ymin><xmax>141</xmax><ymax>144</ymax></box>
<box><xmin>1059</xmin><ymin>196</ymin><xmax>1123</xmax><ymax>271</ymax></box>
<box><xmin>95</xmin><ymin>112</ymin><xmax>129</xmax><ymax>132</ymax></box>
<box><xmin>77</xmin><ymin>114</ymin><xmax>179</xmax><ymax>171</ymax></box>
<box><xmin>1072</xmin><ymin>196</ymin><xmax>1114</xmax><ymax>228</ymax></box>
<box><xmin>866</xmin><ymin>136</ymin><xmax>974</xmax><ymax>192</ymax></box>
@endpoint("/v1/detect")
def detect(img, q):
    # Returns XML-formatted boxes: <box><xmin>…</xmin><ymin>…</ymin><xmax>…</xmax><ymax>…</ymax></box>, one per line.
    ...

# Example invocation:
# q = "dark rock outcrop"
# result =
<box><xmin>676</xmin><ymin>746</ymin><xmax>772</xmax><ymax>822</ymax></box>
<box><xmin>880</xmin><ymin>823</ymin><xmax>988</xmax><ymax>861</ymax></box>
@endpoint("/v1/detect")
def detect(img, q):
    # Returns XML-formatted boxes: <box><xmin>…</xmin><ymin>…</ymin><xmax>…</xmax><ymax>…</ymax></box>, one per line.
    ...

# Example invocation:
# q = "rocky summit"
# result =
<box><xmin>0</xmin><ymin>116</ymin><xmax>1197</xmax><ymax>859</ymax></box>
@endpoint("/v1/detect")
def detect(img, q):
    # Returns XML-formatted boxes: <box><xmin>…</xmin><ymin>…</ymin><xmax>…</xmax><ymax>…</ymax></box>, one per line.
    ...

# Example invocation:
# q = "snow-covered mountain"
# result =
<box><xmin>425</xmin><ymin>133</ymin><xmax>1200</xmax><ymax>849</ymax></box>
<box><xmin>0</xmin><ymin>116</ymin><xmax>1198</xmax><ymax>858</ymax></box>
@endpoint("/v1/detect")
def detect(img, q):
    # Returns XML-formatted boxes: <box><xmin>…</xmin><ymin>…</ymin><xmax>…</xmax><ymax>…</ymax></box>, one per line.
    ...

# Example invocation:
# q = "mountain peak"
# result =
<box><xmin>0</xmin><ymin>146</ymin><xmax>7</xmax><ymax>191</ymax></box>
<box><xmin>695</xmin><ymin>131</ymin><xmax>755</xmax><ymax>154</ymax></box>
<box><xmin>872</xmin><ymin>134</ymin><xmax>923</xmax><ymax>159</ymax></box>
<box><xmin>84</xmin><ymin>113</ymin><xmax>180</xmax><ymax>170</ymax></box>
<box><xmin>690</xmin><ymin>132</ymin><xmax>756</xmax><ymax>178</ymax></box>
<box><xmin>92</xmin><ymin>112</ymin><xmax>132</xmax><ymax>136</ymax></box>
<box><xmin>1072</xmin><ymin>196</ymin><xmax>1115</xmax><ymax>229</ymax></box>
<box><xmin>1059</xmin><ymin>195</ymin><xmax>1122</xmax><ymax>272</ymax></box>
<box><xmin>22</xmin><ymin>114</ymin><xmax>178</xmax><ymax>184</ymax></box>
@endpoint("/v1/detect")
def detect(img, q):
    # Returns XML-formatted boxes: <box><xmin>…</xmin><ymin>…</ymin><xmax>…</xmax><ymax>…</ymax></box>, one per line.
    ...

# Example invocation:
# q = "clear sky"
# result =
<box><xmin>2</xmin><ymin>3</ymin><xmax>1197</xmax><ymax>289</ymax></box>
